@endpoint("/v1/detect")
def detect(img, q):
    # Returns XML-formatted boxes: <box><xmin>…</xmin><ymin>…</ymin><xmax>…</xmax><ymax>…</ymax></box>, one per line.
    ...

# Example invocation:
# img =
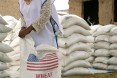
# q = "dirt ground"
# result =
<box><xmin>62</xmin><ymin>72</ymin><xmax>117</xmax><ymax>78</ymax></box>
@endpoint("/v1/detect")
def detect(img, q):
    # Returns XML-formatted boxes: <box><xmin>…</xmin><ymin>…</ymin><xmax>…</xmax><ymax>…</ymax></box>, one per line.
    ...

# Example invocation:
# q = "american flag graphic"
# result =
<box><xmin>27</xmin><ymin>53</ymin><xmax>58</xmax><ymax>71</ymax></box>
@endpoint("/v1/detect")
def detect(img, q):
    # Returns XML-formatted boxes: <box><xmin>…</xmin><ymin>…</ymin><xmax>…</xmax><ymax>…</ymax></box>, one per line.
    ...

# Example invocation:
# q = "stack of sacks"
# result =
<box><xmin>88</xmin><ymin>25</ymin><xmax>102</xmax><ymax>64</ymax></box>
<box><xmin>9</xmin><ymin>20</ymin><xmax>21</xmax><ymax>51</ymax></box>
<box><xmin>58</xmin><ymin>15</ymin><xmax>94</xmax><ymax>76</ymax></box>
<box><xmin>90</xmin><ymin>25</ymin><xmax>101</xmax><ymax>34</ymax></box>
<box><xmin>0</xmin><ymin>16</ymin><xmax>14</xmax><ymax>78</ymax></box>
<box><xmin>1</xmin><ymin>16</ymin><xmax>21</xmax><ymax>78</ymax></box>
<box><xmin>3</xmin><ymin>16</ymin><xmax>21</xmax><ymax>51</ymax></box>
<box><xmin>92</xmin><ymin>24</ymin><xmax>115</xmax><ymax>70</ymax></box>
<box><xmin>2</xmin><ymin>16</ymin><xmax>21</xmax><ymax>68</ymax></box>
<box><xmin>2</xmin><ymin>16</ymin><xmax>18</xmax><ymax>29</ymax></box>
<box><xmin>5</xmin><ymin>66</ymin><xmax>20</xmax><ymax>78</ymax></box>
<box><xmin>6</xmin><ymin>51</ymin><xmax>20</xmax><ymax>68</ymax></box>
<box><xmin>108</xmin><ymin>25</ymin><xmax>117</xmax><ymax>71</ymax></box>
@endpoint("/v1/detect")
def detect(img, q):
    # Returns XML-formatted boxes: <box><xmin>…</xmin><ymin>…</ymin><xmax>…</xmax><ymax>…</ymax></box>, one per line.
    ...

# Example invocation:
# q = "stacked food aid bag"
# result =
<box><xmin>92</xmin><ymin>24</ymin><xmax>116</xmax><ymax>70</ymax></box>
<box><xmin>20</xmin><ymin>34</ymin><xmax>61</xmax><ymax>78</ymax></box>
<box><xmin>0</xmin><ymin>16</ymin><xmax>14</xmax><ymax>78</ymax></box>
<box><xmin>89</xmin><ymin>25</ymin><xmax>102</xmax><ymax>64</ymax></box>
<box><xmin>1</xmin><ymin>16</ymin><xmax>21</xmax><ymax>78</ymax></box>
<box><xmin>108</xmin><ymin>25</ymin><xmax>117</xmax><ymax>71</ymax></box>
<box><xmin>58</xmin><ymin>15</ymin><xmax>94</xmax><ymax>76</ymax></box>
<box><xmin>3</xmin><ymin>15</ymin><xmax>21</xmax><ymax>66</ymax></box>
<box><xmin>2</xmin><ymin>15</ymin><xmax>20</xmax><ymax>50</ymax></box>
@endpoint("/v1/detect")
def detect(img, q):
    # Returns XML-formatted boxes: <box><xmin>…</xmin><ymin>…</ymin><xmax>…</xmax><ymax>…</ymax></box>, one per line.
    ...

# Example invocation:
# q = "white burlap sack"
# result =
<box><xmin>5</xmin><ymin>70</ymin><xmax>19</xmax><ymax>78</ymax></box>
<box><xmin>61</xmin><ymin>15</ymin><xmax>90</xmax><ymax>30</ymax></box>
<box><xmin>4</xmin><ymin>35</ymin><xmax>20</xmax><ymax>51</ymax></box>
<box><xmin>110</xmin><ymin>26</ymin><xmax>117</xmax><ymax>35</ymax></box>
<box><xmin>6</xmin><ymin>65</ymin><xmax>19</xmax><ymax>71</ymax></box>
<box><xmin>110</xmin><ymin>43</ymin><xmax>117</xmax><ymax>50</ymax></box>
<box><xmin>6</xmin><ymin>66</ymin><xmax>19</xmax><ymax>78</ymax></box>
<box><xmin>10</xmin><ymin>37</ymin><xmax>20</xmax><ymax>48</ymax></box>
<box><xmin>0</xmin><ymin>71</ymin><xmax>10</xmax><ymax>78</ymax></box>
<box><xmin>87</xmin><ymin>43</ymin><xmax>94</xmax><ymax>49</ymax></box>
<box><xmin>3</xmin><ymin>32</ymin><xmax>12</xmax><ymax>41</ymax></box>
<box><xmin>10</xmin><ymin>30</ymin><xmax>20</xmax><ymax>41</ymax></box>
<box><xmin>0</xmin><ymin>16</ymin><xmax>8</xmax><ymax>25</ymax></box>
<box><xmin>0</xmin><ymin>52</ymin><xmax>12</xmax><ymax>62</ymax></box>
<box><xmin>0</xmin><ymin>33</ymin><xmax>7</xmax><ymax>42</ymax></box>
<box><xmin>63</xmin><ymin>67</ymin><xmax>92</xmax><ymax>76</ymax></box>
<box><xmin>89</xmin><ymin>69</ymin><xmax>109</xmax><ymax>74</ymax></box>
<box><xmin>63</xmin><ymin>60</ymin><xmax>92</xmax><ymax>71</ymax></box>
<box><xmin>7</xmin><ymin>61</ymin><xmax>20</xmax><ymax>67</ymax></box>
<box><xmin>90</xmin><ymin>25</ymin><xmax>102</xmax><ymax>33</ymax></box>
<box><xmin>58</xmin><ymin>48</ymin><xmax>67</xmax><ymax>55</ymax></box>
<box><xmin>2</xmin><ymin>41</ymin><xmax>11</xmax><ymax>46</ymax></box>
<box><xmin>86</xmin><ymin>36</ymin><xmax>95</xmax><ymax>43</ymax></box>
<box><xmin>63</xmin><ymin>25</ymin><xmax>91</xmax><ymax>37</ymax></box>
<box><xmin>8</xmin><ymin>53</ymin><xmax>20</xmax><ymax>61</ymax></box>
<box><xmin>6</xmin><ymin>21</ymin><xmax>21</xmax><ymax>41</ymax></box>
<box><xmin>11</xmin><ymin>45</ymin><xmax>20</xmax><ymax>51</ymax></box>
<box><xmin>86</xmin><ymin>56</ymin><xmax>94</xmax><ymax>63</ymax></box>
<box><xmin>7</xmin><ymin>51</ymin><xmax>20</xmax><ymax>58</ymax></box>
<box><xmin>94</xmin><ymin>49</ymin><xmax>110</xmax><ymax>57</ymax></box>
<box><xmin>92</xmin><ymin>63</ymin><xmax>108</xmax><ymax>70</ymax></box>
<box><xmin>58</xmin><ymin>38</ymin><xmax>66</xmax><ymax>48</ymax></box>
<box><xmin>5</xmin><ymin>21</ymin><xmax>17</xmax><ymax>29</ymax></box>
<box><xmin>67</xmin><ymin>43</ymin><xmax>92</xmax><ymax>54</ymax></box>
<box><xmin>90</xmin><ymin>49</ymin><xmax>95</xmax><ymax>55</ymax></box>
<box><xmin>108</xmin><ymin>65</ymin><xmax>117</xmax><ymax>71</ymax></box>
<box><xmin>36</xmin><ymin>44</ymin><xmax>59</xmax><ymax>52</ymax></box>
<box><xmin>65</xmin><ymin>34</ymin><xmax>94</xmax><ymax>47</ymax></box>
<box><xmin>63</xmin><ymin>51</ymin><xmax>91</xmax><ymax>66</ymax></box>
<box><xmin>109</xmin><ymin>35</ymin><xmax>117</xmax><ymax>43</ymax></box>
<box><xmin>37</xmin><ymin>45</ymin><xmax>61</xmax><ymax>64</ymax></box>
<box><xmin>0</xmin><ymin>43</ymin><xmax>14</xmax><ymax>53</ymax></box>
<box><xmin>108</xmin><ymin>57</ymin><xmax>117</xmax><ymax>65</ymax></box>
<box><xmin>0</xmin><ymin>24</ymin><xmax>12</xmax><ymax>33</ymax></box>
<box><xmin>0</xmin><ymin>61</ymin><xmax>8</xmax><ymax>70</ymax></box>
<box><xmin>12</xmin><ymin>21</ymin><xmax>21</xmax><ymax>33</ymax></box>
<box><xmin>2</xmin><ymin>16</ymin><xmax>18</xmax><ymax>24</ymax></box>
<box><xmin>66</xmin><ymin>34</ymin><xmax>86</xmax><ymax>47</ymax></box>
<box><xmin>94</xmin><ymin>57</ymin><xmax>109</xmax><ymax>64</ymax></box>
<box><xmin>95</xmin><ymin>35</ymin><xmax>110</xmax><ymax>42</ymax></box>
<box><xmin>60</xmin><ymin>56</ymin><xmax>66</xmax><ymax>67</ymax></box>
<box><xmin>94</xmin><ymin>41</ymin><xmax>110</xmax><ymax>49</ymax></box>
<box><xmin>93</xmin><ymin>24</ymin><xmax>115</xmax><ymax>37</ymax></box>
<box><xmin>56</xmin><ymin>51</ymin><xmax>65</xmax><ymax>66</ymax></box>
<box><xmin>110</xmin><ymin>50</ymin><xmax>117</xmax><ymax>56</ymax></box>
<box><xmin>20</xmin><ymin>35</ymin><xmax>61</xmax><ymax>78</ymax></box>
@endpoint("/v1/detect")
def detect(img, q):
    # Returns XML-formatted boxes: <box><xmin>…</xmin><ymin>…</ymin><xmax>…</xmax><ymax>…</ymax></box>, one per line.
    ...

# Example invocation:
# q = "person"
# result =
<box><xmin>18</xmin><ymin>0</ymin><xmax>62</xmax><ymax>48</ymax></box>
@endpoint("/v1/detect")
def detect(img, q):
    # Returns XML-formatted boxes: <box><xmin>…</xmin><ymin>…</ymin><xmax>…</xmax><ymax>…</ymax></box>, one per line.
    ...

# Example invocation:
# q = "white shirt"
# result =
<box><xmin>19</xmin><ymin>0</ymin><xmax>61</xmax><ymax>48</ymax></box>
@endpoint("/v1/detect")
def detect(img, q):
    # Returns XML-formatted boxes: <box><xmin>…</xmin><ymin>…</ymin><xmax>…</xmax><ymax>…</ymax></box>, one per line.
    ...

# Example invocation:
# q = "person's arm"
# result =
<box><xmin>31</xmin><ymin>0</ymin><xmax>52</xmax><ymax>33</ymax></box>
<box><xmin>19</xmin><ymin>25</ymin><xmax>34</xmax><ymax>38</ymax></box>
<box><xmin>19</xmin><ymin>0</ymin><xmax>51</xmax><ymax>38</ymax></box>
<box><xmin>18</xmin><ymin>0</ymin><xmax>34</xmax><ymax>38</ymax></box>
<box><xmin>19</xmin><ymin>15</ymin><xmax>33</xmax><ymax>38</ymax></box>
<box><xmin>19</xmin><ymin>15</ymin><xmax>35</xmax><ymax>38</ymax></box>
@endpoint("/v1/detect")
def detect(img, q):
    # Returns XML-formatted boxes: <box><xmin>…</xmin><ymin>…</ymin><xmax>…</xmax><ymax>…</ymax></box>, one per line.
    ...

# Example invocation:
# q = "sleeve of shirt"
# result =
<box><xmin>32</xmin><ymin>0</ymin><xmax>52</xmax><ymax>33</ymax></box>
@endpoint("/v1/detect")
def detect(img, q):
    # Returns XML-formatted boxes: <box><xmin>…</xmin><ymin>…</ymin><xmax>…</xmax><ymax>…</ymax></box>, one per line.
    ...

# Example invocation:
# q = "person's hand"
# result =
<box><xmin>19</xmin><ymin>27</ymin><xmax>28</xmax><ymax>38</ymax></box>
<box><xmin>19</xmin><ymin>25</ymin><xmax>34</xmax><ymax>38</ymax></box>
